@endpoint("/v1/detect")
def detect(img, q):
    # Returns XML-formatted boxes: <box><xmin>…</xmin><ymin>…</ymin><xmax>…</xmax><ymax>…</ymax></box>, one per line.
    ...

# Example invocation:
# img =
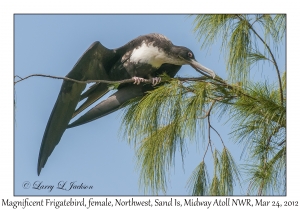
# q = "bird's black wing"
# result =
<box><xmin>67</xmin><ymin>64</ymin><xmax>182</xmax><ymax>128</ymax></box>
<box><xmin>72</xmin><ymin>83</ymin><xmax>110</xmax><ymax>118</ymax></box>
<box><xmin>67</xmin><ymin>84</ymin><xmax>144</xmax><ymax>128</ymax></box>
<box><xmin>37</xmin><ymin>41</ymin><xmax>115</xmax><ymax>175</ymax></box>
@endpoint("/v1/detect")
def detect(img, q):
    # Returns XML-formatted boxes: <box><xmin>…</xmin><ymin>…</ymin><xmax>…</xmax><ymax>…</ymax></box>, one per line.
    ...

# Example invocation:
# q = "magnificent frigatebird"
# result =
<box><xmin>37</xmin><ymin>33</ymin><xmax>216</xmax><ymax>175</ymax></box>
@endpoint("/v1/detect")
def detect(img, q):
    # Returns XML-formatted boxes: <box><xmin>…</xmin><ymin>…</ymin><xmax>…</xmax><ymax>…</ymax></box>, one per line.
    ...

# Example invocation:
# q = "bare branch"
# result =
<box><xmin>202</xmin><ymin>101</ymin><xmax>216</xmax><ymax>161</ymax></box>
<box><xmin>208</xmin><ymin>115</ymin><xmax>214</xmax><ymax>156</ymax></box>
<box><xmin>203</xmin><ymin>123</ymin><xmax>211</xmax><ymax>162</ymax></box>
<box><xmin>14</xmin><ymin>74</ymin><xmax>153</xmax><ymax>85</ymax></box>
<box><xmin>210</xmin><ymin>125</ymin><xmax>226</xmax><ymax>148</ymax></box>
<box><xmin>14</xmin><ymin>73</ymin><xmax>210</xmax><ymax>85</ymax></box>
<box><xmin>14</xmin><ymin>73</ymin><xmax>257</xmax><ymax>105</ymax></box>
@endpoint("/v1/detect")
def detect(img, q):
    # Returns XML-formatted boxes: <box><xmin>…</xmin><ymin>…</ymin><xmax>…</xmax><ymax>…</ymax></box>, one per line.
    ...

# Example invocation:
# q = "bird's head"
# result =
<box><xmin>170</xmin><ymin>46</ymin><xmax>216</xmax><ymax>79</ymax></box>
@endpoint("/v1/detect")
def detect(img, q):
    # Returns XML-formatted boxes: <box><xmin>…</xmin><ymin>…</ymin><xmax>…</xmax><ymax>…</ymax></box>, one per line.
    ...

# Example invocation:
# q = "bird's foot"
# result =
<box><xmin>151</xmin><ymin>77</ymin><xmax>161</xmax><ymax>86</ymax></box>
<box><xmin>132</xmin><ymin>76</ymin><xmax>146</xmax><ymax>85</ymax></box>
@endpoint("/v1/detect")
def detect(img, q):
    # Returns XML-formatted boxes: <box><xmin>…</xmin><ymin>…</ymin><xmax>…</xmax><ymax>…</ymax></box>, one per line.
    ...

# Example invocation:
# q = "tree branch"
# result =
<box><xmin>235</xmin><ymin>15</ymin><xmax>284</xmax><ymax>105</ymax></box>
<box><xmin>14</xmin><ymin>74</ymin><xmax>152</xmax><ymax>85</ymax></box>
<box><xmin>14</xmin><ymin>73</ymin><xmax>209</xmax><ymax>85</ymax></box>
<box><xmin>199</xmin><ymin>100</ymin><xmax>216</xmax><ymax>119</ymax></box>
<box><xmin>210</xmin><ymin>124</ymin><xmax>226</xmax><ymax>148</ymax></box>
<box><xmin>15</xmin><ymin>73</ymin><xmax>260</xmax><ymax>109</ymax></box>
<box><xmin>202</xmin><ymin>101</ymin><xmax>216</xmax><ymax>161</ymax></box>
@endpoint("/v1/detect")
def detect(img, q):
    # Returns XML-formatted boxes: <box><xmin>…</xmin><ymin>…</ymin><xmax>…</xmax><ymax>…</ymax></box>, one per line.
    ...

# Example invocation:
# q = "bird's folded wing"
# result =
<box><xmin>72</xmin><ymin>83</ymin><xmax>109</xmax><ymax>118</ymax></box>
<box><xmin>68</xmin><ymin>64</ymin><xmax>182</xmax><ymax>128</ymax></box>
<box><xmin>67</xmin><ymin>84</ymin><xmax>144</xmax><ymax>128</ymax></box>
<box><xmin>37</xmin><ymin>41</ymin><xmax>113</xmax><ymax>175</ymax></box>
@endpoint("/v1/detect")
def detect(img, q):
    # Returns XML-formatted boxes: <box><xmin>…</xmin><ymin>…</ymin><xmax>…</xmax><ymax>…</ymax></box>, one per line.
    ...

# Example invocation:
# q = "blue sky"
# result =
<box><xmin>14</xmin><ymin>14</ymin><xmax>286</xmax><ymax>196</ymax></box>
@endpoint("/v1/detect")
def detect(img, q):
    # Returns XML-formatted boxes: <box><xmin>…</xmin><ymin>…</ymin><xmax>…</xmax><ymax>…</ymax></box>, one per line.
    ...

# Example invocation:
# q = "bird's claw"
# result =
<box><xmin>132</xmin><ymin>76</ymin><xmax>145</xmax><ymax>85</ymax></box>
<box><xmin>151</xmin><ymin>77</ymin><xmax>161</xmax><ymax>86</ymax></box>
<box><xmin>132</xmin><ymin>76</ymin><xmax>161</xmax><ymax>86</ymax></box>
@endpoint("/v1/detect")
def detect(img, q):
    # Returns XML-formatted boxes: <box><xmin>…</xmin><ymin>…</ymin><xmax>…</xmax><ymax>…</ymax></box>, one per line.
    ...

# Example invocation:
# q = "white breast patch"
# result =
<box><xmin>130</xmin><ymin>42</ymin><xmax>171</xmax><ymax>68</ymax></box>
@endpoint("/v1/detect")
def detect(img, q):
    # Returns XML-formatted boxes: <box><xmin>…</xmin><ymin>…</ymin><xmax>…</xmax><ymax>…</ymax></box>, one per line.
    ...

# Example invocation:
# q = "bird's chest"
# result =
<box><xmin>128</xmin><ymin>43</ymin><xmax>169</xmax><ymax>68</ymax></box>
<box><xmin>111</xmin><ymin>43</ymin><xmax>170</xmax><ymax>79</ymax></box>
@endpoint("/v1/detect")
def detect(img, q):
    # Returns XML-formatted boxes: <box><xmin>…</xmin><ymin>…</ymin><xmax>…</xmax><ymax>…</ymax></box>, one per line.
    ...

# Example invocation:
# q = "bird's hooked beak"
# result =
<box><xmin>188</xmin><ymin>59</ymin><xmax>216</xmax><ymax>79</ymax></box>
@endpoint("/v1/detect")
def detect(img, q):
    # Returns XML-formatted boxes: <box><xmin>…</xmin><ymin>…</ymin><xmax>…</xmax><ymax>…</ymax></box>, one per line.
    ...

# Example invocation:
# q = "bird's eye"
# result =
<box><xmin>188</xmin><ymin>52</ymin><xmax>193</xmax><ymax>58</ymax></box>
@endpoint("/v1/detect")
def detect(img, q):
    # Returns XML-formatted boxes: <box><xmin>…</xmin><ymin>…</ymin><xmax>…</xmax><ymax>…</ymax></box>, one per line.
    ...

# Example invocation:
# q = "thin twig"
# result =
<box><xmin>277</xmin><ymin>140</ymin><xmax>285</xmax><ymax>147</ymax></box>
<box><xmin>14</xmin><ymin>74</ymin><xmax>151</xmax><ymax>85</ymax></box>
<box><xmin>207</xmin><ymin>115</ymin><xmax>214</xmax><ymax>156</ymax></box>
<box><xmin>202</xmin><ymin>101</ymin><xmax>216</xmax><ymax>161</ymax></box>
<box><xmin>14</xmin><ymin>75</ymin><xmax>23</xmax><ymax>80</ymax></box>
<box><xmin>199</xmin><ymin>100</ymin><xmax>216</xmax><ymax>119</ymax></box>
<box><xmin>250</xmin><ymin>14</ymin><xmax>264</xmax><ymax>27</ymax></box>
<box><xmin>235</xmin><ymin>14</ymin><xmax>284</xmax><ymax>105</ymax></box>
<box><xmin>14</xmin><ymin>73</ymin><xmax>210</xmax><ymax>85</ymax></box>
<box><xmin>266</xmin><ymin>125</ymin><xmax>282</xmax><ymax>148</ymax></box>
<box><xmin>210</xmin><ymin>125</ymin><xmax>226</xmax><ymax>148</ymax></box>
<box><xmin>178</xmin><ymin>76</ymin><xmax>208</xmax><ymax>82</ymax></box>
<box><xmin>211</xmin><ymin>77</ymin><xmax>257</xmax><ymax>101</ymax></box>
<box><xmin>203</xmin><ymin>127</ymin><xmax>211</xmax><ymax>162</ymax></box>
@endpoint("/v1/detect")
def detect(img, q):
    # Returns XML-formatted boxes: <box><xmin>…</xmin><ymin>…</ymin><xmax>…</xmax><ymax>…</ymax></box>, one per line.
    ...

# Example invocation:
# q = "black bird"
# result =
<box><xmin>37</xmin><ymin>33</ymin><xmax>216</xmax><ymax>175</ymax></box>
